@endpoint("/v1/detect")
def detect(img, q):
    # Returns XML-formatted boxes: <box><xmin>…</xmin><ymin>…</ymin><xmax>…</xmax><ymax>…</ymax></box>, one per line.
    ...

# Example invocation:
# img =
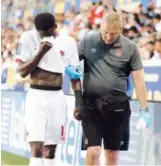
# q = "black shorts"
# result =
<box><xmin>81</xmin><ymin>92</ymin><xmax>131</xmax><ymax>150</ymax></box>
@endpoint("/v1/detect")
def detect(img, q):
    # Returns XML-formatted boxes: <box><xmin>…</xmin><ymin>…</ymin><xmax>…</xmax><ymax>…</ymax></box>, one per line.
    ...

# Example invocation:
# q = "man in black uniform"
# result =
<box><xmin>73</xmin><ymin>12</ymin><xmax>151</xmax><ymax>165</ymax></box>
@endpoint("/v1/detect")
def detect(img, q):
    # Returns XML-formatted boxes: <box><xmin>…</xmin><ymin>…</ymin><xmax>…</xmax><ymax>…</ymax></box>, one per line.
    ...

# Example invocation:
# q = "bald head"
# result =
<box><xmin>101</xmin><ymin>12</ymin><xmax>122</xmax><ymax>44</ymax></box>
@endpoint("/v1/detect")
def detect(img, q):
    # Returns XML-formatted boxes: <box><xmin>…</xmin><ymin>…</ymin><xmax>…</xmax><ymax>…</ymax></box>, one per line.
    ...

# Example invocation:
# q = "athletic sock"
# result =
<box><xmin>29</xmin><ymin>157</ymin><xmax>43</xmax><ymax>166</ymax></box>
<box><xmin>43</xmin><ymin>158</ymin><xmax>56</xmax><ymax>166</ymax></box>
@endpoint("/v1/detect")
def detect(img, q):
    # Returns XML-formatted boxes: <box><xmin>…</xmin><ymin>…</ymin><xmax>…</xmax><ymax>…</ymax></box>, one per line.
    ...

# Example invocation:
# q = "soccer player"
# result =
<box><xmin>17</xmin><ymin>13</ymin><xmax>81</xmax><ymax>166</ymax></box>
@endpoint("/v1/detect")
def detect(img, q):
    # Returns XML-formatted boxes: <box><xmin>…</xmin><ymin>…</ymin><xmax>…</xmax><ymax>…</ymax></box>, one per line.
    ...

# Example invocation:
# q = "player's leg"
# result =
<box><xmin>103</xmin><ymin>126</ymin><xmax>122</xmax><ymax>165</ymax></box>
<box><xmin>103</xmin><ymin>102</ymin><xmax>131</xmax><ymax>165</ymax></box>
<box><xmin>25</xmin><ymin>89</ymin><xmax>47</xmax><ymax>166</ymax></box>
<box><xmin>81</xmin><ymin>92</ymin><xmax>103</xmax><ymax>165</ymax></box>
<box><xmin>85</xmin><ymin>146</ymin><xmax>101</xmax><ymax>165</ymax></box>
<box><xmin>29</xmin><ymin>142</ymin><xmax>44</xmax><ymax>166</ymax></box>
<box><xmin>43</xmin><ymin>90</ymin><xmax>66</xmax><ymax>165</ymax></box>
<box><xmin>82</xmin><ymin>122</ymin><xmax>102</xmax><ymax>165</ymax></box>
<box><xmin>104</xmin><ymin>150</ymin><xmax>119</xmax><ymax>165</ymax></box>
<box><xmin>82</xmin><ymin>113</ymin><xmax>102</xmax><ymax>165</ymax></box>
<box><xmin>104</xmin><ymin>118</ymin><xmax>130</xmax><ymax>165</ymax></box>
<box><xmin>120</xmin><ymin>116</ymin><xmax>131</xmax><ymax>150</ymax></box>
<box><xmin>43</xmin><ymin>144</ymin><xmax>57</xmax><ymax>166</ymax></box>
<box><xmin>104</xmin><ymin>117</ymin><xmax>130</xmax><ymax>165</ymax></box>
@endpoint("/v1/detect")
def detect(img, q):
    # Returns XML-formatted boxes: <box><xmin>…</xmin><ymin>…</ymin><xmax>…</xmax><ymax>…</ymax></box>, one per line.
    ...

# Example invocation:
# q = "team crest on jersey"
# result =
<box><xmin>115</xmin><ymin>48</ymin><xmax>122</xmax><ymax>57</ymax></box>
<box><xmin>60</xmin><ymin>50</ymin><xmax>65</xmax><ymax>56</ymax></box>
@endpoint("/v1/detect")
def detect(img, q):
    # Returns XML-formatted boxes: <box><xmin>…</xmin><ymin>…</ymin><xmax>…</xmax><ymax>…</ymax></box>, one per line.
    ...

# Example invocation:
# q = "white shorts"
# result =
<box><xmin>25</xmin><ymin>88</ymin><xmax>67</xmax><ymax>145</ymax></box>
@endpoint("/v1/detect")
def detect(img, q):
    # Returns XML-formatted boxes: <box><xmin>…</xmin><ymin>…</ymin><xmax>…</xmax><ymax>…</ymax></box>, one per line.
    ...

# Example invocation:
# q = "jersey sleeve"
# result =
<box><xmin>16</xmin><ymin>32</ymin><xmax>32</xmax><ymax>62</ymax></box>
<box><xmin>129</xmin><ymin>43</ymin><xmax>143</xmax><ymax>71</ymax></box>
<box><xmin>64</xmin><ymin>37</ymin><xmax>80</xmax><ymax>67</ymax></box>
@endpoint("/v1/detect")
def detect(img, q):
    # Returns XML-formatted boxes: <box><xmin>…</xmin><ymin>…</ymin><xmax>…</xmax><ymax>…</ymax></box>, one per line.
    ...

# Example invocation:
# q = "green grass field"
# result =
<box><xmin>1</xmin><ymin>151</ymin><xmax>29</xmax><ymax>165</ymax></box>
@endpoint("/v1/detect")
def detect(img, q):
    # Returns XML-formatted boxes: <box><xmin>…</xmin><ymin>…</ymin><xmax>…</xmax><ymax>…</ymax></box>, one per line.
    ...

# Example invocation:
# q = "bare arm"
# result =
<box><xmin>132</xmin><ymin>69</ymin><xmax>147</xmax><ymax>108</ymax></box>
<box><xmin>19</xmin><ymin>51</ymin><xmax>45</xmax><ymax>78</ymax></box>
<box><xmin>69</xmin><ymin>37</ymin><xmax>85</xmax><ymax>120</ymax></box>
<box><xmin>71</xmin><ymin>79</ymin><xmax>82</xmax><ymax>91</ymax></box>
<box><xmin>70</xmin><ymin>79</ymin><xmax>84</xmax><ymax>120</ymax></box>
<box><xmin>19</xmin><ymin>42</ymin><xmax>52</xmax><ymax>78</ymax></box>
<box><xmin>71</xmin><ymin>79</ymin><xmax>83</xmax><ymax>105</ymax></box>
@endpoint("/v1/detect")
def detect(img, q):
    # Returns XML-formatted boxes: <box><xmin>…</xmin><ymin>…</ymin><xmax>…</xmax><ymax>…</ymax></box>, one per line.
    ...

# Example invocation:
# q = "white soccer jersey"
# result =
<box><xmin>16</xmin><ymin>29</ymin><xmax>40</xmax><ymax>62</ymax></box>
<box><xmin>16</xmin><ymin>29</ymin><xmax>80</xmax><ymax>73</ymax></box>
<box><xmin>55</xmin><ymin>34</ymin><xmax>80</xmax><ymax>67</ymax></box>
<box><xmin>34</xmin><ymin>36</ymin><xmax>63</xmax><ymax>73</ymax></box>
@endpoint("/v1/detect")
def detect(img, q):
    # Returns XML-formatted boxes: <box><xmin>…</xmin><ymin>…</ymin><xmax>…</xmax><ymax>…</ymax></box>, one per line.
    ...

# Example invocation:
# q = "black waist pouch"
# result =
<box><xmin>95</xmin><ymin>91</ymin><xmax>130</xmax><ymax>115</ymax></box>
<box><xmin>83</xmin><ymin>91</ymin><xmax>130</xmax><ymax>116</ymax></box>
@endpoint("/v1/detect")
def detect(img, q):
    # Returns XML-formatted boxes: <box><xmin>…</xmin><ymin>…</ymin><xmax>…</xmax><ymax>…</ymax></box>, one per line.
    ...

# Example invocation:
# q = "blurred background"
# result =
<box><xmin>1</xmin><ymin>0</ymin><xmax>161</xmax><ymax>165</ymax></box>
<box><xmin>1</xmin><ymin>0</ymin><xmax>161</xmax><ymax>90</ymax></box>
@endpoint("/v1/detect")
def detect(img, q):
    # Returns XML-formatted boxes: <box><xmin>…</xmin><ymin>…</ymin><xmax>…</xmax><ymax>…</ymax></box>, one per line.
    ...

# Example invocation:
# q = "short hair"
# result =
<box><xmin>102</xmin><ymin>12</ymin><xmax>123</xmax><ymax>28</ymax></box>
<box><xmin>34</xmin><ymin>13</ymin><xmax>56</xmax><ymax>31</ymax></box>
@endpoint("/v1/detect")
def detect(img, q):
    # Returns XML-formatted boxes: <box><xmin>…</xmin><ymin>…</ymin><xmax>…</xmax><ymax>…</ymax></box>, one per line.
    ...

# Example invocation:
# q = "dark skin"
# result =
<box><xmin>19</xmin><ymin>27</ymin><xmax>62</xmax><ymax>159</ymax></box>
<box><xmin>70</xmin><ymin>79</ymin><xmax>83</xmax><ymax>119</ymax></box>
<box><xmin>19</xmin><ymin>25</ymin><xmax>82</xmax><ymax>160</ymax></box>
<box><xmin>19</xmin><ymin>27</ymin><xmax>62</xmax><ymax>88</ymax></box>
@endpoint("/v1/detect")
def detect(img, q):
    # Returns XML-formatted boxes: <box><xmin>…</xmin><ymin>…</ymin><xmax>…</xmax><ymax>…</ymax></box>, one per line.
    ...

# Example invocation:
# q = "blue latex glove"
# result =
<box><xmin>136</xmin><ymin>110</ymin><xmax>152</xmax><ymax>130</ymax></box>
<box><xmin>65</xmin><ymin>65</ymin><xmax>82</xmax><ymax>80</ymax></box>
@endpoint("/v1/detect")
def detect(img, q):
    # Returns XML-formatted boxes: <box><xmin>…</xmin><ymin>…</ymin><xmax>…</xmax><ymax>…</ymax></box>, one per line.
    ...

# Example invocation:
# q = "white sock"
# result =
<box><xmin>43</xmin><ymin>158</ymin><xmax>56</xmax><ymax>166</ymax></box>
<box><xmin>29</xmin><ymin>157</ymin><xmax>43</xmax><ymax>166</ymax></box>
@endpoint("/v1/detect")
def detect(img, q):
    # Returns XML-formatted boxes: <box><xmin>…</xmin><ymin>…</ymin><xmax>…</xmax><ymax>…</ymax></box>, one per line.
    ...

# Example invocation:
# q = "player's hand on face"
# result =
<box><xmin>40</xmin><ymin>41</ymin><xmax>52</xmax><ymax>54</ymax></box>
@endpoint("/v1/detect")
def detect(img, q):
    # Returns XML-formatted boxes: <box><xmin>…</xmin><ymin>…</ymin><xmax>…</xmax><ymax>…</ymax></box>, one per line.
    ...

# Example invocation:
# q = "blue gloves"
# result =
<box><xmin>136</xmin><ymin>108</ymin><xmax>152</xmax><ymax>130</ymax></box>
<box><xmin>65</xmin><ymin>65</ymin><xmax>82</xmax><ymax>80</ymax></box>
